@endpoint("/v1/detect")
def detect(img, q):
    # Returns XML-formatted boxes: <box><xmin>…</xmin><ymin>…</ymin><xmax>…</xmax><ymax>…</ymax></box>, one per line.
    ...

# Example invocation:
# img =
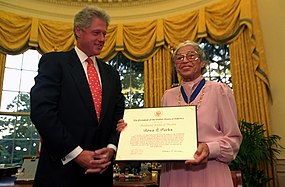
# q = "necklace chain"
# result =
<box><xmin>178</xmin><ymin>86</ymin><xmax>206</xmax><ymax>110</ymax></box>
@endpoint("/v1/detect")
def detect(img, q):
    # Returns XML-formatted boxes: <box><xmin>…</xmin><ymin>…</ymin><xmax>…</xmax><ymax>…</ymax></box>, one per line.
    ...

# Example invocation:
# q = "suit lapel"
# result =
<box><xmin>66</xmin><ymin>49</ymin><xmax>97</xmax><ymax>122</ymax></box>
<box><xmin>97</xmin><ymin>59</ymin><xmax>111</xmax><ymax>124</ymax></box>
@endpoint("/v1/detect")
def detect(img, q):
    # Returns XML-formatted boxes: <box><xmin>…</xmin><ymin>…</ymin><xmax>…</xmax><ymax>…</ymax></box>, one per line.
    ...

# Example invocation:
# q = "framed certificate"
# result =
<box><xmin>115</xmin><ymin>106</ymin><xmax>197</xmax><ymax>161</ymax></box>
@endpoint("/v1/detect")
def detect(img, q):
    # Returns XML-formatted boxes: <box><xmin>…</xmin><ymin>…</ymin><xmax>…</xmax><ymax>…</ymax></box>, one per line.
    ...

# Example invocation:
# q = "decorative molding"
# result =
<box><xmin>277</xmin><ymin>159</ymin><xmax>285</xmax><ymax>187</ymax></box>
<box><xmin>0</xmin><ymin>0</ymin><xmax>221</xmax><ymax>23</ymax></box>
<box><xmin>38</xmin><ymin>0</ymin><xmax>167</xmax><ymax>8</ymax></box>
<box><xmin>277</xmin><ymin>159</ymin><xmax>285</xmax><ymax>173</ymax></box>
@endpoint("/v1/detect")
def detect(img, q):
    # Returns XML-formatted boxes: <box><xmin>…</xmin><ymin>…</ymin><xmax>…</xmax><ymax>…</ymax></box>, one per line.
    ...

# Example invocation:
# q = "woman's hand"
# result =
<box><xmin>116</xmin><ymin>119</ymin><xmax>127</xmax><ymax>132</ymax></box>
<box><xmin>185</xmin><ymin>143</ymin><xmax>209</xmax><ymax>165</ymax></box>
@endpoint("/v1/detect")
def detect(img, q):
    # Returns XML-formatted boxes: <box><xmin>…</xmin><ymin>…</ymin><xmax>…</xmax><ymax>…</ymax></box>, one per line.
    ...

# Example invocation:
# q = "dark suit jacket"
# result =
<box><xmin>30</xmin><ymin>49</ymin><xmax>125</xmax><ymax>187</ymax></box>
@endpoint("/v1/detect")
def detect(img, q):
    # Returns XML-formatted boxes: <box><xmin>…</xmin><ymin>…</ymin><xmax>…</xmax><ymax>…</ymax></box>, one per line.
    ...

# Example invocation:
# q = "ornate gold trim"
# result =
<box><xmin>0</xmin><ymin>0</ymin><xmax>221</xmax><ymax>23</ymax></box>
<box><xmin>38</xmin><ymin>0</ymin><xmax>167</xmax><ymax>8</ymax></box>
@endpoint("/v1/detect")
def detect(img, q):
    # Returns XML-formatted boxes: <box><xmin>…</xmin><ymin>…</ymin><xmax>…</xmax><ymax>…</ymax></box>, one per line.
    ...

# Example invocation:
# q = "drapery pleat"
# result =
<box><xmin>144</xmin><ymin>46</ymin><xmax>172</xmax><ymax>108</ymax></box>
<box><xmin>0</xmin><ymin>0</ymin><xmax>275</xmax><ymax>185</ymax></box>
<box><xmin>0</xmin><ymin>11</ymin><xmax>32</xmax><ymax>54</ymax></box>
<box><xmin>229</xmin><ymin>1</ymin><xmax>274</xmax><ymax>185</ymax></box>
<box><xmin>163</xmin><ymin>11</ymin><xmax>199</xmax><ymax>45</ymax></box>
<box><xmin>0</xmin><ymin>53</ymin><xmax>6</xmax><ymax>104</ymax></box>
<box><xmin>121</xmin><ymin>20</ymin><xmax>159</xmax><ymax>61</ymax></box>
<box><xmin>230</xmin><ymin>30</ymin><xmax>270</xmax><ymax>129</ymax></box>
<box><xmin>204</xmin><ymin>0</ymin><xmax>241</xmax><ymax>43</ymax></box>
<box><xmin>38</xmin><ymin>19</ymin><xmax>75</xmax><ymax>53</ymax></box>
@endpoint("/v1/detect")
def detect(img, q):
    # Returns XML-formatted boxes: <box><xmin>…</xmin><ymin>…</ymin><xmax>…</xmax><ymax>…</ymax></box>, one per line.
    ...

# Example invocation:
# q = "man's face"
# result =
<box><xmin>76</xmin><ymin>17</ymin><xmax>107</xmax><ymax>56</ymax></box>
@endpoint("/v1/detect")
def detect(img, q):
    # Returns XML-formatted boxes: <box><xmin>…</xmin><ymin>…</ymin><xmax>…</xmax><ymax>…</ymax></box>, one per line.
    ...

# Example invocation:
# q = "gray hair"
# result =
<box><xmin>172</xmin><ymin>41</ymin><xmax>208</xmax><ymax>74</ymax></box>
<box><xmin>73</xmin><ymin>6</ymin><xmax>110</xmax><ymax>39</ymax></box>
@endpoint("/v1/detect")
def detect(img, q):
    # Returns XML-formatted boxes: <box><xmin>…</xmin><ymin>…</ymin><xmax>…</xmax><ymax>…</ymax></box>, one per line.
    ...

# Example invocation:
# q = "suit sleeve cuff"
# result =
<box><xmin>61</xmin><ymin>146</ymin><xmax>83</xmax><ymax>165</ymax></box>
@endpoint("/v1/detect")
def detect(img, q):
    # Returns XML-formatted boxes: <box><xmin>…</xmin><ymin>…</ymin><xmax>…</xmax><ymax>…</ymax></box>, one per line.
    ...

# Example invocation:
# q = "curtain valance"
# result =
<box><xmin>0</xmin><ymin>0</ymin><xmax>271</xmax><ymax>126</ymax></box>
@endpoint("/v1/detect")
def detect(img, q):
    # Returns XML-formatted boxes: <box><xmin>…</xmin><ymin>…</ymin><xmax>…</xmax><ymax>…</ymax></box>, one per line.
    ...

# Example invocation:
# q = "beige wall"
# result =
<box><xmin>257</xmin><ymin>0</ymin><xmax>285</xmax><ymax>158</ymax></box>
<box><xmin>257</xmin><ymin>1</ymin><xmax>285</xmax><ymax>185</ymax></box>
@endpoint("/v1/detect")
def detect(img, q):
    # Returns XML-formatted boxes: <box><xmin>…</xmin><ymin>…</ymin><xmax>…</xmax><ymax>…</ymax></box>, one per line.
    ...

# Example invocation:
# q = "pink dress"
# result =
<box><xmin>160</xmin><ymin>76</ymin><xmax>242</xmax><ymax>187</ymax></box>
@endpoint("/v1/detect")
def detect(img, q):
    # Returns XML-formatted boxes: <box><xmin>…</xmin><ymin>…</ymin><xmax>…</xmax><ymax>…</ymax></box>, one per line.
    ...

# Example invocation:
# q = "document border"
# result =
<box><xmin>115</xmin><ymin>106</ymin><xmax>197</xmax><ymax>161</ymax></box>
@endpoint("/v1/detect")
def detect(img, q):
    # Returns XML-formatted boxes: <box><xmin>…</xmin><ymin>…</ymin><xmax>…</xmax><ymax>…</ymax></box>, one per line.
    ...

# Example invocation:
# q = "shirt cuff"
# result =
<box><xmin>206</xmin><ymin>142</ymin><xmax>220</xmax><ymax>159</ymax></box>
<box><xmin>107</xmin><ymin>144</ymin><xmax>117</xmax><ymax>152</ymax></box>
<box><xmin>61</xmin><ymin>146</ymin><xmax>83</xmax><ymax>165</ymax></box>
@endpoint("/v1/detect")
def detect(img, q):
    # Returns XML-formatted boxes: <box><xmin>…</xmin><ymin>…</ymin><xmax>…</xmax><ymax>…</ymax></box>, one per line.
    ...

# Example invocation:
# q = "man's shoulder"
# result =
<box><xmin>40</xmin><ymin>50</ymin><xmax>77</xmax><ymax>63</ymax></box>
<box><xmin>43</xmin><ymin>49</ymin><xmax>74</xmax><ymax>57</ymax></box>
<box><xmin>97</xmin><ymin>59</ymin><xmax>118</xmax><ymax>72</ymax></box>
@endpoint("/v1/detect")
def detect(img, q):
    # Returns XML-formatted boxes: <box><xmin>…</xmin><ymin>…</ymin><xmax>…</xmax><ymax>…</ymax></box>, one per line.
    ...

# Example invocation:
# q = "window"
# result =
<box><xmin>200</xmin><ymin>42</ymin><xmax>231</xmax><ymax>88</ymax></box>
<box><xmin>0</xmin><ymin>50</ymin><xmax>144</xmax><ymax>164</ymax></box>
<box><xmin>0</xmin><ymin>50</ymin><xmax>41</xmax><ymax>164</ymax></box>
<box><xmin>107</xmin><ymin>52</ymin><xmax>144</xmax><ymax>108</ymax></box>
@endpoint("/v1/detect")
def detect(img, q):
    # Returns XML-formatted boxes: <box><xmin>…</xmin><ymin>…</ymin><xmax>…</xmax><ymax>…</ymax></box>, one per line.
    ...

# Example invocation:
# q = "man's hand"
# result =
<box><xmin>85</xmin><ymin>148</ymin><xmax>115</xmax><ymax>174</ymax></box>
<box><xmin>185</xmin><ymin>143</ymin><xmax>209</xmax><ymax>165</ymax></box>
<box><xmin>74</xmin><ymin>150</ymin><xmax>96</xmax><ymax>170</ymax></box>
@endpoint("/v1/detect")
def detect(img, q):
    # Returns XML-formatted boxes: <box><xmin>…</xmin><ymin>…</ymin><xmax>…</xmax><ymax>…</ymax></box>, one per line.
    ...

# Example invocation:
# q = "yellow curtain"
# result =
<box><xmin>0</xmin><ymin>0</ymin><xmax>271</xmax><ymax>140</ymax></box>
<box><xmin>0</xmin><ymin>53</ymin><xmax>6</xmax><ymax>107</ymax></box>
<box><xmin>0</xmin><ymin>12</ymin><xmax>32</xmax><ymax>54</ymax></box>
<box><xmin>144</xmin><ymin>46</ymin><xmax>172</xmax><ymax>107</ymax></box>
<box><xmin>37</xmin><ymin>19</ymin><xmax>75</xmax><ymax>53</ymax></box>
<box><xmin>230</xmin><ymin>30</ymin><xmax>270</xmax><ymax>130</ymax></box>
<box><xmin>228</xmin><ymin>0</ymin><xmax>274</xmax><ymax>185</ymax></box>
<box><xmin>230</xmin><ymin>30</ymin><xmax>274</xmax><ymax>187</ymax></box>
<box><xmin>0</xmin><ymin>0</ymin><xmax>275</xmax><ymax>184</ymax></box>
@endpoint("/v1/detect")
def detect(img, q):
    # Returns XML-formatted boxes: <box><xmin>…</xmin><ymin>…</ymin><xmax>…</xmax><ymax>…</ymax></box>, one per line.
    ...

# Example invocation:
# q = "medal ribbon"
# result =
<box><xmin>180</xmin><ymin>79</ymin><xmax>206</xmax><ymax>103</ymax></box>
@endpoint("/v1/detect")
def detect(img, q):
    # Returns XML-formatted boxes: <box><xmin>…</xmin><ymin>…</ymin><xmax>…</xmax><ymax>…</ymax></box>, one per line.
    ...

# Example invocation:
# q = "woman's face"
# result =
<box><xmin>174</xmin><ymin>45</ymin><xmax>205</xmax><ymax>82</ymax></box>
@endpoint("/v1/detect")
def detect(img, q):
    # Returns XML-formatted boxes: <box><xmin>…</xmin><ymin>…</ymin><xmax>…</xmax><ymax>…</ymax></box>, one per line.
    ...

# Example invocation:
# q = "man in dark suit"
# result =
<box><xmin>30</xmin><ymin>6</ymin><xmax>125</xmax><ymax>187</ymax></box>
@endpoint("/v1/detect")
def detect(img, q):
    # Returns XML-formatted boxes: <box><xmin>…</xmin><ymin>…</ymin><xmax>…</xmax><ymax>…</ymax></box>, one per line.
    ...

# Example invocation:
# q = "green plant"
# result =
<box><xmin>229</xmin><ymin>120</ymin><xmax>284</xmax><ymax>187</ymax></box>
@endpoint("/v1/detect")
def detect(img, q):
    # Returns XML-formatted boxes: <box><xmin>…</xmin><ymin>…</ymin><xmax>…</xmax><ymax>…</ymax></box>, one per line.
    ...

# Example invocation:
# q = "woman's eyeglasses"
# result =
<box><xmin>175</xmin><ymin>51</ymin><xmax>199</xmax><ymax>63</ymax></box>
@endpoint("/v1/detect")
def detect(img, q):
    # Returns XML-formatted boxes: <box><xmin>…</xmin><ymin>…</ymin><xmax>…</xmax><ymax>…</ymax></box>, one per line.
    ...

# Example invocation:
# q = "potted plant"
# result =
<box><xmin>229</xmin><ymin>120</ymin><xmax>284</xmax><ymax>187</ymax></box>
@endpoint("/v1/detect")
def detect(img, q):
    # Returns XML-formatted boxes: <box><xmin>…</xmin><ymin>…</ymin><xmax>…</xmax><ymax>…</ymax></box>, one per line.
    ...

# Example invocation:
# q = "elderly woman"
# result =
<box><xmin>117</xmin><ymin>41</ymin><xmax>242</xmax><ymax>187</ymax></box>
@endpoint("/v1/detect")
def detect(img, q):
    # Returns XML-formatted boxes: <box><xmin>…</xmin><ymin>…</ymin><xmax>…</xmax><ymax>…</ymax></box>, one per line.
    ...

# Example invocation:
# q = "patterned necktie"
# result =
<box><xmin>86</xmin><ymin>57</ymin><xmax>102</xmax><ymax>121</ymax></box>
